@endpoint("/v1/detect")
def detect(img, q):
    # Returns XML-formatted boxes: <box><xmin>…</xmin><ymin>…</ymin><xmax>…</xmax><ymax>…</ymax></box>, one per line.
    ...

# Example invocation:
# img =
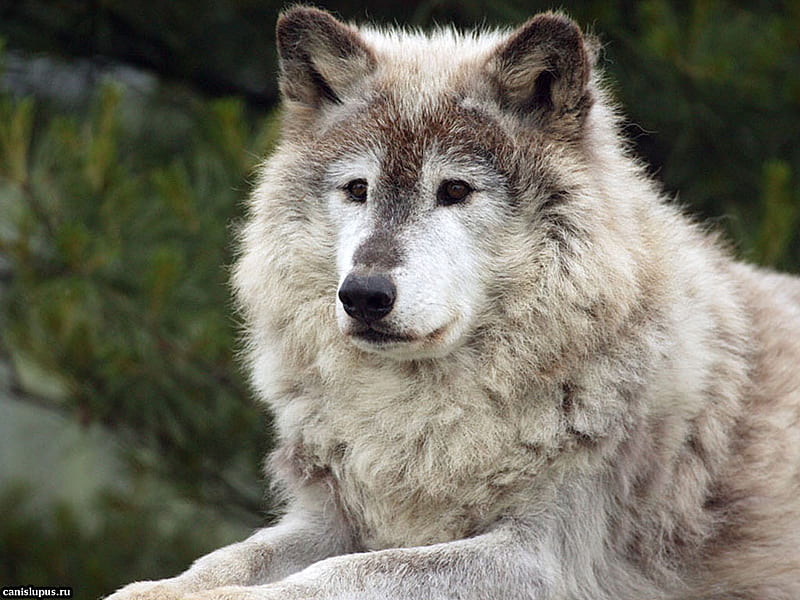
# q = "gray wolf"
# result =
<box><xmin>107</xmin><ymin>6</ymin><xmax>800</xmax><ymax>599</ymax></box>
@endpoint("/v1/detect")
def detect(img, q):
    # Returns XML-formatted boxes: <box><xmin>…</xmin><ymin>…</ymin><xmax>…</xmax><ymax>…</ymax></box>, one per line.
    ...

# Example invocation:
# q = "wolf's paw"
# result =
<box><xmin>104</xmin><ymin>579</ymin><xmax>190</xmax><ymax>600</ymax></box>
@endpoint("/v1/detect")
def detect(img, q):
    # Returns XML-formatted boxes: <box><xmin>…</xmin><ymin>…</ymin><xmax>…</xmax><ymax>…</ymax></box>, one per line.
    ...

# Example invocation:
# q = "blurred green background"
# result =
<box><xmin>0</xmin><ymin>1</ymin><xmax>797</xmax><ymax>598</ymax></box>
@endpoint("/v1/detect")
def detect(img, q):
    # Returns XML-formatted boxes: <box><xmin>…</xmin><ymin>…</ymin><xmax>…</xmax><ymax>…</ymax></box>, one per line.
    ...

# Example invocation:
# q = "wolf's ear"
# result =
<box><xmin>486</xmin><ymin>13</ymin><xmax>595</xmax><ymax>131</ymax></box>
<box><xmin>276</xmin><ymin>7</ymin><xmax>376</xmax><ymax>107</ymax></box>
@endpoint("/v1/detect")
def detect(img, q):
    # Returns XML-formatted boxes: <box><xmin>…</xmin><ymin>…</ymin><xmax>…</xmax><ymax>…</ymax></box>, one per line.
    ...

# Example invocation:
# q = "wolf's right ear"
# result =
<box><xmin>486</xmin><ymin>13</ymin><xmax>596</xmax><ymax>134</ymax></box>
<box><xmin>276</xmin><ymin>7</ymin><xmax>376</xmax><ymax>108</ymax></box>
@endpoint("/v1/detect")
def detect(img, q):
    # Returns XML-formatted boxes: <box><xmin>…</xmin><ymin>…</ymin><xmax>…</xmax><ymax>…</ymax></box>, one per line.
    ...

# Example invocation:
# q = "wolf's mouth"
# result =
<box><xmin>349</xmin><ymin>321</ymin><xmax>453</xmax><ymax>346</ymax></box>
<box><xmin>352</xmin><ymin>327</ymin><xmax>415</xmax><ymax>345</ymax></box>
<box><xmin>345</xmin><ymin>320</ymin><xmax>459</xmax><ymax>359</ymax></box>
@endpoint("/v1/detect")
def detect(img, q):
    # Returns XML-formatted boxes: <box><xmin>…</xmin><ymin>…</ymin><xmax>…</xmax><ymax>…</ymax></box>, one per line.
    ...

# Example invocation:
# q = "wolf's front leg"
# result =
<box><xmin>105</xmin><ymin>510</ymin><xmax>353</xmax><ymax>600</ymax></box>
<box><xmin>185</xmin><ymin>521</ymin><xmax>559</xmax><ymax>600</ymax></box>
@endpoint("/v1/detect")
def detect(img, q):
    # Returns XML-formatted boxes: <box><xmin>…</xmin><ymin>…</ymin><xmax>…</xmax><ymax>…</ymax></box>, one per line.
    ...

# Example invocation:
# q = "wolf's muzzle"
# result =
<box><xmin>338</xmin><ymin>272</ymin><xmax>396</xmax><ymax>324</ymax></box>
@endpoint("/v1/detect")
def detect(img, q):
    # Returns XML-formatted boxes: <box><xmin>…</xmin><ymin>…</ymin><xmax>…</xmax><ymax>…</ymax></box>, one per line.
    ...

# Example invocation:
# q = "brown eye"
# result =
<box><xmin>437</xmin><ymin>180</ymin><xmax>472</xmax><ymax>206</ymax></box>
<box><xmin>345</xmin><ymin>179</ymin><xmax>368</xmax><ymax>203</ymax></box>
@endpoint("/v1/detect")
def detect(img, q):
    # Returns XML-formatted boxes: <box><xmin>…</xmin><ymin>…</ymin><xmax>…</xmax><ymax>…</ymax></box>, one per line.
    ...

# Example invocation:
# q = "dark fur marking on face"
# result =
<box><xmin>374</xmin><ymin>170</ymin><xmax>419</xmax><ymax>227</ymax></box>
<box><xmin>352</xmin><ymin>231</ymin><xmax>404</xmax><ymax>270</ymax></box>
<box><xmin>367</xmin><ymin>100</ymin><xmax>512</xmax><ymax>231</ymax></box>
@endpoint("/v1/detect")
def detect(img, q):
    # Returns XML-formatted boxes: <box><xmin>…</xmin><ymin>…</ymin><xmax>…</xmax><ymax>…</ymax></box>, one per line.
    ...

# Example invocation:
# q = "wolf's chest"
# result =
<box><xmin>279</xmin><ymin>396</ymin><xmax>546</xmax><ymax>550</ymax></box>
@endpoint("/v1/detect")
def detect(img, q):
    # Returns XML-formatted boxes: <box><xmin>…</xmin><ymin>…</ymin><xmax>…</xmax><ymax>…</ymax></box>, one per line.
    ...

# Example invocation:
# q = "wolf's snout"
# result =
<box><xmin>338</xmin><ymin>273</ymin><xmax>396</xmax><ymax>324</ymax></box>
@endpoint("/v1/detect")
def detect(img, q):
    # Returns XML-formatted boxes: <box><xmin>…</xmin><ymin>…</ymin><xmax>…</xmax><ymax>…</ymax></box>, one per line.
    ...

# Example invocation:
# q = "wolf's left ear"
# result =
<box><xmin>276</xmin><ymin>7</ymin><xmax>376</xmax><ymax>108</ymax></box>
<box><xmin>486</xmin><ymin>13</ymin><xmax>596</xmax><ymax>132</ymax></box>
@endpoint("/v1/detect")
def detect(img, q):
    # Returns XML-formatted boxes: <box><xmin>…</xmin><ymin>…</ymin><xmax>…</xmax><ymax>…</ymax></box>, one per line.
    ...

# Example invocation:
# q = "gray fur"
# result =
<box><xmin>107</xmin><ymin>7</ymin><xmax>800</xmax><ymax>600</ymax></box>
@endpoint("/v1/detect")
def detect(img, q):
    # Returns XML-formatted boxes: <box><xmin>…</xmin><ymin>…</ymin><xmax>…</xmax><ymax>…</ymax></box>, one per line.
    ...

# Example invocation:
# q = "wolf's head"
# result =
<box><xmin>237</xmin><ymin>8</ymin><xmax>643</xmax><ymax>367</ymax></box>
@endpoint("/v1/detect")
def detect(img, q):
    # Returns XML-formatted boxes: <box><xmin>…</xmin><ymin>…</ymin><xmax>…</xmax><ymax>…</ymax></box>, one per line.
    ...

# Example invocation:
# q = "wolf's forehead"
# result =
<box><xmin>326</xmin><ymin>96</ymin><xmax>507</xmax><ymax>191</ymax></box>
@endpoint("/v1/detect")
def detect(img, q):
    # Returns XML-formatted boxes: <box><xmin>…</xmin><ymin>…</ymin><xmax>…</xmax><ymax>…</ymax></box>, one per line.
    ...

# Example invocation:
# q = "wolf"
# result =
<box><xmin>107</xmin><ymin>6</ymin><xmax>800</xmax><ymax>600</ymax></box>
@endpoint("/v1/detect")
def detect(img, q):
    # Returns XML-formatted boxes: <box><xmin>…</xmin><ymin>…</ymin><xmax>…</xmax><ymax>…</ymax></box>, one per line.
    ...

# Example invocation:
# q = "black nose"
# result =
<box><xmin>338</xmin><ymin>273</ymin><xmax>396</xmax><ymax>324</ymax></box>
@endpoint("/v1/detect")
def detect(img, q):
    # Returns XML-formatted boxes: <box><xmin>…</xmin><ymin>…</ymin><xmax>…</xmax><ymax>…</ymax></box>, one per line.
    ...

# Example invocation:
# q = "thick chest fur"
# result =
<box><xmin>274</xmin><ymin>372</ymin><xmax>566</xmax><ymax>550</ymax></box>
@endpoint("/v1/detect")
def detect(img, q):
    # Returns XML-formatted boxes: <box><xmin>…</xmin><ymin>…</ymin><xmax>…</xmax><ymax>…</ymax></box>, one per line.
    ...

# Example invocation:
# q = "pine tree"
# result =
<box><xmin>0</xmin><ymin>69</ymin><xmax>281</xmax><ymax>595</ymax></box>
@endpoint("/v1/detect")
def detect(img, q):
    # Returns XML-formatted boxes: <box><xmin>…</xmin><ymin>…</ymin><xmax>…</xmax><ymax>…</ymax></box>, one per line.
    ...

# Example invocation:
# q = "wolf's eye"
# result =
<box><xmin>344</xmin><ymin>179</ymin><xmax>368</xmax><ymax>203</ymax></box>
<box><xmin>437</xmin><ymin>180</ymin><xmax>472</xmax><ymax>206</ymax></box>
